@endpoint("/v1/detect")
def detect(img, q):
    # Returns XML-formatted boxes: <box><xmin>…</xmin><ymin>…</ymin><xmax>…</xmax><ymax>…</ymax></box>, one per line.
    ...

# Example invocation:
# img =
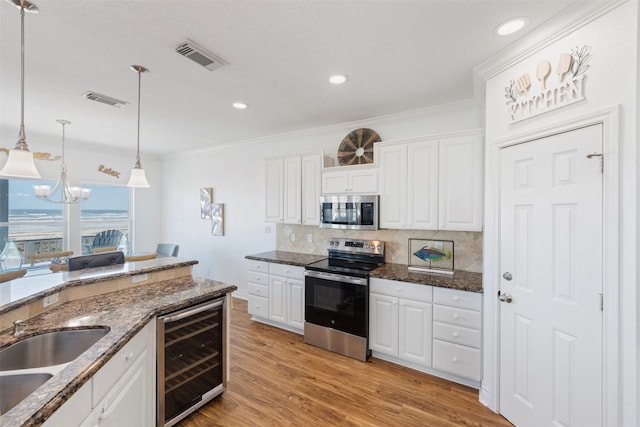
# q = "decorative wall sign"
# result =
<box><xmin>200</xmin><ymin>188</ymin><xmax>213</xmax><ymax>219</ymax></box>
<box><xmin>505</xmin><ymin>45</ymin><xmax>591</xmax><ymax>123</ymax></box>
<box><xmin>98</xmin><ymin>164</ymin><xmax>121</xmax><ymax>178</ymax></box>
<box><xmin>337</xmin><ymin>128</ymin><xmax>380</xmax><ymax>165</ymax></box>
<box><xmin>408</xmin><ymin>238</ymin><xmax>454</xmax><ymax>274</ymax></box>
<box><xmin>211</xmin><ymin>203</ymin><xmax>224</xmax><ymax>236</ymax></box>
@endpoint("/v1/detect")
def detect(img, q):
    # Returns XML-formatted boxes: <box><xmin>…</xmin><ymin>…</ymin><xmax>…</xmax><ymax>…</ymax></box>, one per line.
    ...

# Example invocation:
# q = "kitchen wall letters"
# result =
<box><xmin>505</xmin><ymin>45</ymin><xmax>591</xmax><ymax>123</ymax></box>
<box><xmin>98</xmin><ymin>164</ymin><xmax>121</xmax><ymax>178</ymax></box>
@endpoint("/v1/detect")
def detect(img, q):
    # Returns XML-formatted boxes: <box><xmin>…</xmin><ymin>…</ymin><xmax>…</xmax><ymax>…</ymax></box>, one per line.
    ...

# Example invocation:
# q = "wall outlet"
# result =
<box><xmin>132</xmin><ymin>273</ymin><xmax>149</xmax><ymax>283</ymax></box>
<box><xmin>290</xmin><ymin>233</ymin><xmax>296</xmax><ymax>242</ymax></box>
<box><xmin>307</xmin><ymin>234</ymin><xmax>313</xmax><ymax>243</ymax></box>
<box><xmin>43</xmin><ymin>293</ymin><xmax>59</xmax><ymax>308</ymax></box>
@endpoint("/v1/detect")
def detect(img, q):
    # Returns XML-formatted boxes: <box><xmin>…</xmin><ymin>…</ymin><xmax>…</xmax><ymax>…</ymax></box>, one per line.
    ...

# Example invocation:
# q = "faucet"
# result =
<box><xmin>13</xmin><ymin>319</ymin><xmax>25</xmax><ymax>338</ymax></box>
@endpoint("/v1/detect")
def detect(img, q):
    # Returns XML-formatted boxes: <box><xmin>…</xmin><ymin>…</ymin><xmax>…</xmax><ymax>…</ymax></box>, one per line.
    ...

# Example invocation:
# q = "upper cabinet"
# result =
<box><xmin>377</xmin><ymin>130</ymin><xmax>483</xmax><ymax>232</ymax></box>
<box><xmin>265</xmin><ymin>152</ymin><xmax>332</xmax><ymax>225</ymax></box>
<box><xmin>321</xmin><ymin>165</ymin><xmax>378</xmax><ymax>194</ymax></box>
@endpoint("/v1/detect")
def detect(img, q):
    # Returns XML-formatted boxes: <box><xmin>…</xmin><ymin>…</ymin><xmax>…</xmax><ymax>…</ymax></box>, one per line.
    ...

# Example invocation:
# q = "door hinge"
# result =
<box><xmin>586</xmin><ymin>152</ymin><xmax>603</xmax><ymax>173</ymax></box>
<box><xmin>599</xmin><ymin>293</ymin><xmax>603</xmax><ymax>311</ymax></box>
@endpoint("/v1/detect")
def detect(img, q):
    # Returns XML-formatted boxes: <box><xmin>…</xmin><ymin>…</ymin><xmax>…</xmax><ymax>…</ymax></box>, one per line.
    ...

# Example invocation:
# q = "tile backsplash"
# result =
<box><xmin>275</xmin><ymin>224</ymin><xmax>483</xmax><ymax>273</ymax></box>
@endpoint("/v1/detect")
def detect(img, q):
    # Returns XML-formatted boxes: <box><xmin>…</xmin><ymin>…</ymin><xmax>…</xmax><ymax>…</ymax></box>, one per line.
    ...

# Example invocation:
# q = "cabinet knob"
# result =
<box><xmin>452</xmin><ymin>332</ymin><xmax>459</xmax><ymax>338</ymax></box>
<box><xmin>453</xmin><ymin>314</ymin><xmax>459</xmax><ymax>320</ymax></box>
<box><xmin>453</xmin><ymin>357</ymin><xmax>459</xmax><ymax>363</ymax></box>
<box><xmin>125</xmin><ymin>352</ymin><xmax>134</xmax><ymax>361</ymax></box>
<box><xmin>453</xmin><ymin>296</ymin><xmax>460</xmax><ymax>301</ymax></box>
<box><xmin>395</xmin><ymin>287</ymin><xmax>401</xmax><ymax>292</ymax></box>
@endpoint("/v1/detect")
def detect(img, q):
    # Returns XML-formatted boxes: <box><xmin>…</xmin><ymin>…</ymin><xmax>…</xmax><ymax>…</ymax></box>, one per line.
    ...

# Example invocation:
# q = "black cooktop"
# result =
<box><xmin>305</xmin><ymin>257</ymin><xmax>383</xmax><ymax>278</ymax></box>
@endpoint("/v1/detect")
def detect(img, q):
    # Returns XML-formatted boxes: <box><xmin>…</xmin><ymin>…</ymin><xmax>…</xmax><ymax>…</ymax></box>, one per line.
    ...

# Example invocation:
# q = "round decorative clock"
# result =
<box><xmin>337</xmin><ymin>128</ymin><xmax>381</xmax><ymax>165</ymax></box>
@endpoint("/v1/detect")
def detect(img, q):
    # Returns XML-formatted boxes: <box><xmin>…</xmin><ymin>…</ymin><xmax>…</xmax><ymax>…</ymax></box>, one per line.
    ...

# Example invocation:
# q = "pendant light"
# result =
<box><xmin>126</xmin><ymin>65</ymin><xmax>150</xmax><ymax>188</ymax></box>
<box><xmin>33</xmin><ymin>120</ymin><xmax>91</xmax><ymax>203</ymax></box>
<box><xmin>0</xmin><ymin>0</ymin><xmax>41</xmax><ymax>179</ymax></box>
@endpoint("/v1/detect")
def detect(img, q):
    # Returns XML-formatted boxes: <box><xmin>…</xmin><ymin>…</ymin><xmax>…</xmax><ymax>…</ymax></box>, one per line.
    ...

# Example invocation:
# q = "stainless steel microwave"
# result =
<box><xmin>319</xmin><ymin>194</ymin><xmax>378</xmax><ymax>230</ymax></box>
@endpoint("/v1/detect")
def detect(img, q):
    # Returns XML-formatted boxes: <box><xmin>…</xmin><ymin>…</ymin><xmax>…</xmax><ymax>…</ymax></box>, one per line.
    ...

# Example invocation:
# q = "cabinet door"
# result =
<box><xmin>283</xmin><ymin>156</ymin><xmax>302</xmax><ymax>224</ymax></box>
<box><xmin>94</xmin><ymin>351</ymin><xmax>152</xmax><ymax>427</ymax></box>
<box><xmin>322</xmin><ymin>170</ymin><xmax>349</xmax><ymax>194</ymax></box>
<box><xmin>369</xmin><ymin>293</ymin><xmax>398</xmax><ymax>356</ymax></box>
<box><xmin>265</xmin><ymin>158</ymin><xmax>284</xmax><ymax>222</ymax></box>
<box><xmin>301</xmin><ymin>154</ymin><xmax>322</xmax><ymax>225</ymax></box>
<box><xmin>407</xmin><ymin>140</ymin><xmax>438</xmax><ymax>229</ymax></box>
<box><xmin>398</xmin><ymin>298</ymin><xmax>432</xmax><ymax>366</ymax></box>
<box><xmin>269</xmin><ymin>275</ymin><xmax>287</xmax><ymax>324</ymax></box>
<box><xmin>42</xmin><ymin>380</ymin><xmax>92</xmax><ymax>427</ymax></box>
<box><xmin>287</xmin><ymin>278</ymin><xmax>305</xmax><ymax>330</ymax></box>
<box><xmin>438</xmin><ymin>135</ymin><xmax>483</xmax><ymax>231</ymax></box>
<box><xmin>349</xmin><ymin>169</ymin><xmax>378</xmax><ymax>193</ymax></box>
<box><xmin>378</xmin><ymin>144</ymin><xmax>407</xmax><ymax>228</ymax></box>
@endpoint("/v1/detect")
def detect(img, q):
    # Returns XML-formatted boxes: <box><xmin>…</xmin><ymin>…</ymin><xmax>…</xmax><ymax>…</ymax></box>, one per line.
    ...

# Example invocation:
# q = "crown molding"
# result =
<box><xmin>472</xmin><ymin>0</ymin><xmax>628</xmax><ymax>105</ymax></box>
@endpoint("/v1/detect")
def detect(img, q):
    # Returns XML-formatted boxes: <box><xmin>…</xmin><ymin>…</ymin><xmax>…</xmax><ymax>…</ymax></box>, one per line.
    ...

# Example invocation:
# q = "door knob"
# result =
<box><xmin>502</xmin><ymin>272</ymin><xmax>513</xmax><ymax>281</ymax></box>
<box><xmin>498</xmin><ymin>292</ymin><xmax>513</xmax><ymax>303</ymax></box>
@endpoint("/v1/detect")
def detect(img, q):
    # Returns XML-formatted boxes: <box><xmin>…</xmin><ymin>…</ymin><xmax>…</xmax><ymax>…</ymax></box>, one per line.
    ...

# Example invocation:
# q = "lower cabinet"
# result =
<box><xmin>247</xmin><ymin>261</ymin><xmax>305</xmax><ymax>334</ymax></box>
<box><xmin>369</xmin><ymin>277</ymin><xmax>482</xmax><ymax>387</ymax></box>
<box><xmin>43</xmin><ymin>321</ymin><xmax>156</xmax><ymax>427</ymax></box>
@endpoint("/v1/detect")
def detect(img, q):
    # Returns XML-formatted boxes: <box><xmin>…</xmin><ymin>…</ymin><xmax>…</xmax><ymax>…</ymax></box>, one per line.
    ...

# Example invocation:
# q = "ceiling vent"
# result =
<box><xmin>82</xmin><ymin>91</ymin><xmax>128</xmax><ymax>108</ymax></box>
<box><xmin>176</xmin><ymin>39</ymin><xmax>226</xmax><ymax>71</ymax></box>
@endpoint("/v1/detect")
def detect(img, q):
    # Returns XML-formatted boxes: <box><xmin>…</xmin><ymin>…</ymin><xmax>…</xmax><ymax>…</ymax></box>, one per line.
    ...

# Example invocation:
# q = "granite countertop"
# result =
<box><xmin>0</xmin><ymin>266</ymin><xmax>237</xmax><ymax>426</ymax></box>
<box><xmin>245</xmin><ymin>250</ymin><xmax>326</xmax><ymax>267</ymax></box>
<box><xmin>369</xmin><ymin>263</ymin><xmax>483</xmax><ymax>293</ymax></box>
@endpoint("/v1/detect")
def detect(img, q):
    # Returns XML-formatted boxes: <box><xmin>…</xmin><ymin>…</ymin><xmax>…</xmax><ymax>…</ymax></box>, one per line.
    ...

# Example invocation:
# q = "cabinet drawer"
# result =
<box><xmin>433</xmin><ymin>287</ymin><xmax>482</xmax><ymax>310</ymax></box>
<box><xmin>269</xmin><ymin>262</ymin><xmax>304</xmax><ymax>280</ymax></box>
<box><xmin>433</xmin><ymin>305</ymin><xmax>481</xmax><ymax>330</ymax></box>
<box><xmin>248</xmin><ymin>282</ymin><xmax>268</xmax><ymax>298</ymax></box>
<box><xmin>93</xmin><ymin>321</ymin><xmax>152</xmax><ymax>406</ymax></box>
<box><xmin>248</xmin><ymin>260</ymin><xmax>269</xmax><ymax>273</ymax></box>
<box><xmin>370</xmin><ymin>278</ymin><xmax>433</xmax><ymax>303</ymax></box>
<box><xmin>248</xmin><ymin>271</ymin><xmax>269</xmax><ymax>285</ymax></box>
<box><xmin>248</xmin><ymin>294</ymin><xmax>269</xmax><ymax>318</ymax></box>
<box><xmin>433</xmin><ymin>339</ymin><xmax>481</xmax><ymax>381</ymax></box>
<box><xmin>433</xmin><ymin>321</ymin><xmax>481</xmax><ymax>348</ymax></box>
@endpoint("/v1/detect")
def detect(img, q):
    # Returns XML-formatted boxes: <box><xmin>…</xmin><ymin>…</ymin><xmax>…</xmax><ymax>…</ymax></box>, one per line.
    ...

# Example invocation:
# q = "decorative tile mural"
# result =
<box><xmin>275</xmin><ymin>224</ymin><xmax>483</xmax><ymax>273</ymax></box>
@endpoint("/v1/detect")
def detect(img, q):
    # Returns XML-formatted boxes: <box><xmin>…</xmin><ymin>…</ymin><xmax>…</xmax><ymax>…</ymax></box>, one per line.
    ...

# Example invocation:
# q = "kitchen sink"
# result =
<box><xmin>0</xmin><ymin>373</ymin><xmax>53</xmax><ymax>414</ymax></box>
<box><xmin>0</xmin><ymin>328</ymin><xmax>109</xmax><ymax>371</ymax></box>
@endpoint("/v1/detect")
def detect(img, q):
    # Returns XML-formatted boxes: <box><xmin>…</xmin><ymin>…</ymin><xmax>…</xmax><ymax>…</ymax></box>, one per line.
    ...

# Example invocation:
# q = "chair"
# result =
<box><xmin>82</xmin><ymin>230</ymin><xmax>123</xmax><ymax>254</ymax></box>
<box><xmin>92</xmin><ymin>246</ymin><xmax>118</xmax><ymax>254</ymax></box>
<box><xmin>125</xmin><ymin>253</ymin><xmax>158</xmax><ymax>262</ymax></box>
<box><xmin>0</xmin><ymin>269</ymin><xmax>27</xmax><ymax>283</ymax></box>
<box><xmin>67</xmin><ymin>251</ymin><xmax>125</xmax><ymax>271</ymax></box>
<box><xmin>49</xmin><ymin>264</ymin><xmax>68</xmax><ymax>273</ymax></box>
<box><xmin>156</xmin><ymin>243</ymin><xmax>179</xmax><ymax>257</ymax></box>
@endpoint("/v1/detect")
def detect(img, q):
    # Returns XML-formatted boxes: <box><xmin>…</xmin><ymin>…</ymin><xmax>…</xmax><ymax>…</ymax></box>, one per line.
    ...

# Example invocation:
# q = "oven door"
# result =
<box><xmin>304</xmin><ymin>270</ymin><xmax>368</xmax><ymax>338</ymax></box>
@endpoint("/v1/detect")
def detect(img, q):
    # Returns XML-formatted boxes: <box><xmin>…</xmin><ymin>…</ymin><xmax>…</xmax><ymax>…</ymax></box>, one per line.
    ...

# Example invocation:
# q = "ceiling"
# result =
<box><xmin>0</xmin><ymin>0</ymin><xmax>575</xmax><ymax>157</ymax></box>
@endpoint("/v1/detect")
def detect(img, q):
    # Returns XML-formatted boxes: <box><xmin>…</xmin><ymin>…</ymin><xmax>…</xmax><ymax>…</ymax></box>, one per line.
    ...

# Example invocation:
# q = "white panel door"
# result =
<box><xmin>287</xmin><ymin>278</ymin><xmax>305</xmax><ymax>330</ymax></box>
<box><xmin>269</xmin><ymin>275</ymin><xmax>287</xmax><ymax>324</ymax></box>
<box><xmin>283</xmin><ymin>156</ymin><xmax>302</xmax><ymax>224</ymax></box>
<box><xmin>499</xmin><ymin>124</ymin><xmax>603</xmax><ymax>427</ymax></box>
<box><xmin>407</xmin><ymin>140</ymin><xmax>438</xmax><ymax>229</ymax></box>
<box><xmin>369</xmin><ymin>293</ymin><xmax>398</xmax><ymax>356</ymax></box>
<box><xmin>378</xmin><ymin>144</ymin><xmax>407</xmax><ymax>228</ymax></box>
<box><xmin>398</xmin><ymin>298</ymin><xmax>432</xmax><ymax>366</ymax></box>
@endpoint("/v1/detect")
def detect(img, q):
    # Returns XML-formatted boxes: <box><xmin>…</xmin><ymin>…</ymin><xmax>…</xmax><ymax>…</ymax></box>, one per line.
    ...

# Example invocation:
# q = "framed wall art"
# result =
<box><xmin>408</xmin><ymin>238</ymin><xmax>454</xmax><ymax>274</ymax></box>
<box><xmin>200</xmin><ymin>187</ymin><xmax>213</xmax><ymax>219</ymax></box>
<box><xmin>211</xmin><ymin>203</ymin><xmax>224</xmax><ymax>236</ymax></box>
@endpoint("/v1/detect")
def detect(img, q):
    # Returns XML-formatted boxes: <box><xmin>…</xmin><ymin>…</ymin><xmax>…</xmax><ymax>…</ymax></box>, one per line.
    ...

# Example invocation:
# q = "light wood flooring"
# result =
<box><xmin>177</xmin><ymin>298</ymin><xmax>512</xmax><ymax>427</ymax></box>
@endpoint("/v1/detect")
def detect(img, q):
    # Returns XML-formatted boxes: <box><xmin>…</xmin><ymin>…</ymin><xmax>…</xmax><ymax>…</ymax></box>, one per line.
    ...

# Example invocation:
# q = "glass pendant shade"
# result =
<box><xmin>0</xmin><ymin>148</ymin><xmax>40</xmax><ymax>178</ymax></box>
<box><xmin>127</xmin><ymin>167</ymin><xmax>150</xmax><ymax>188</ymax></box>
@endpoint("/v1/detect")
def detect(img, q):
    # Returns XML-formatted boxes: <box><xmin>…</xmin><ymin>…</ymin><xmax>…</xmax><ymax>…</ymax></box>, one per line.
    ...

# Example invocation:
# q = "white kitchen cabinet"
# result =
<box><xmin>377</xmin><ymin>130</ymin><xmax>483</xmax><ymax>231</ymax></box>
<box><xmin>247</xmin><ymin>261</ymin><xmax>305</xmax><ymax>334</ymax></box>
<box><xmin>265</xmin><ymin>158</ymin><xmax>284</xmax><ymax>222</ymax></box>
<box><xmin>432</xmin><ymin>287</ymin><xmax>482</xmax><ymax>382</ymax></box>
<box><xmin>42</xmin><ymin>380</ymin><xmax>92</xmax><ymax>427</ymax></box>
<box><xmin>378</xmin><ymin>140</ymin><xmax>438</xmax><ymax>229</ymax></box>
<box><xmin>321</xmin><ymin>166</ymin><xmax>378</xmax><ymax>194</ymax></box>
<box><xmin>369</xmin><ymin>278</ymin><xmax>432</xmax><ymax>367</ymax></box>
<box><xmin>438</xmin><ymin>134</ymin><xmax>483</xmax><ymax>231</ymax></box>
<box><xmin>265</xmin><ymin>153</ymin><xmax>330</xmax><ymax>225</ymax></box>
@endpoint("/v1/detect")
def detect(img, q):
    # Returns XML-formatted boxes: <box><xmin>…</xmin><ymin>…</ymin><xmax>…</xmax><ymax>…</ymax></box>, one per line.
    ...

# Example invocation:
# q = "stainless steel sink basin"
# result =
<box><xmin>0</xmin><ymin>373</ymin><xmax>53</xmax><ymax>414</ymax></box>
<box><xmin>0</xmin><ymin>328</ymin><xmax>109</xmax><ymax>371</ymax></box>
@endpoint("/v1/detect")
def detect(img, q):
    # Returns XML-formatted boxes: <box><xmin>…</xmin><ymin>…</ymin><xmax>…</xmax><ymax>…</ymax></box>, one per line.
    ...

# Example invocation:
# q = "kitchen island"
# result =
<box><xmin>0</xmin><ymin>257</ymin><xmax>237</xmax><ymax>427</ymax></box>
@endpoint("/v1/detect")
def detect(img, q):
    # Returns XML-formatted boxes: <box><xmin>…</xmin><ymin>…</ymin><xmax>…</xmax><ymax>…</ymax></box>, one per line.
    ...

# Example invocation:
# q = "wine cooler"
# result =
<box><xmin>157</xmin><ymin>296</ymin><xmax>226</xmax><ymax>426</ymax></box>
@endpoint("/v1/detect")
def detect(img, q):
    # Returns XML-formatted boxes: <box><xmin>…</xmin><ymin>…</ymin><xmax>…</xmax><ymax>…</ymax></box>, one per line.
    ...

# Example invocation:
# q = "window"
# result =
<box><xmin>0</xmin><ymin>178</ymin><xmax>63</xmax><ymax>266</ymax></box>
<box><xmin>80</xmin><ymin>184</ymin><xmax>129</xmax><ymax>250</ymax></box>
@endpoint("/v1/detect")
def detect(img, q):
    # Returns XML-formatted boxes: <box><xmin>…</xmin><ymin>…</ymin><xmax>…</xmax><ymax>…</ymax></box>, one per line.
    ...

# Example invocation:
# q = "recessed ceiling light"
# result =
<box><xmin>496</xmin><ymin>17</ymin><xmax>529</xmax><ymax>36</ymax></box>
<box><xmin>232</xmin><ymin>102</ymin><xmax>248</xmax><ymax>109</ymax></box>
<box><xmin>329</xmin><ymin>74</ymin><xmax>348</xmax><ymax>85</ymax></box>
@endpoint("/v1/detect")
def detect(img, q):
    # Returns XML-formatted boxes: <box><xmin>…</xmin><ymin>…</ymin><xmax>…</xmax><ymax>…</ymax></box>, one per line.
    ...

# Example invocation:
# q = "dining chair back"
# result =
<box><xmin>156</xmin><ymin>243</ymin><xmax>179</xmax><ymax>257</ymax></box>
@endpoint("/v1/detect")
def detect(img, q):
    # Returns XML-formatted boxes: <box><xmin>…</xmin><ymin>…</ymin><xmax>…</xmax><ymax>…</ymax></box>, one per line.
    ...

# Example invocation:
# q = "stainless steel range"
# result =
<box><xmin>304</xmin><ymin>238</ymin><xmax>384</xmax><ymax>361</ymax></box>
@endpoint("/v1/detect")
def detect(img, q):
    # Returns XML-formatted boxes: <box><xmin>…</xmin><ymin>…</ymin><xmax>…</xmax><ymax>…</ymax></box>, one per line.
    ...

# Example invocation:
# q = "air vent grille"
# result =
<box><xmin>176</xmin><ymin>39</ymin><xmax>226</xmax><ymax>71</ymax></box>
<box><xmin>82</xmin><ymin>91</ymin><xmax>128</xmax><ymax>108</ymax></box>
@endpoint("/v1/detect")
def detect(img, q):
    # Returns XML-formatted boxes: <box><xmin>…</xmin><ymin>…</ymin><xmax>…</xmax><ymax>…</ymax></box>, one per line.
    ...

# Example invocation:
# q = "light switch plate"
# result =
<box><xmin>43</xmin><ymin>293</ymin><xmax>59</xmax><ymax>307</ymax></box>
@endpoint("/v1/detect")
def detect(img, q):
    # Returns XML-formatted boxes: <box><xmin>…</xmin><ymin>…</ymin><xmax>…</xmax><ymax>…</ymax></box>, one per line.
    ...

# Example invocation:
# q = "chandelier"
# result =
<box><xmin>126</xmin><ymin>65</ymin><xmax>150</xmax><ymax>188</ymax></box>
<box><xmin>0</xmin><ymin>0</ymin><xmax>41</xmax><ymax>179</ymax></box>
<box><xmin>33</xmin><ymin>120</ymin><xmax>91</xmax><ymax>204</ymax></box>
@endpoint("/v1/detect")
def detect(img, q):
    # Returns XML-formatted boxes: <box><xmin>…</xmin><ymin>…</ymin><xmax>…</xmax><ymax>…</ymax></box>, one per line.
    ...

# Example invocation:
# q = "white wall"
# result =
<box><xmin>478</xmin><ymin>0</ymin><xmax>638</xmax><ymax>424</ymax></box>
<box><xmin>159</xmin><ymin>100</ymin><xmax>483</xmax><ymax>292</ymax></box>
<box><xmin>0</xmin><ymin>129</ymin><xmax>162</xmax><ymax>255</ymax></box>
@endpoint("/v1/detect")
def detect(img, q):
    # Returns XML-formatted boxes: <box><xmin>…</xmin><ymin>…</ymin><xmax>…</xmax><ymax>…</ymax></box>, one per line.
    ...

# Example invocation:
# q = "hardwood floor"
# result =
<box><xmin>177</xmin><ymin>298</ymin><xmax>512</xmax><ymax>427</ymax></box>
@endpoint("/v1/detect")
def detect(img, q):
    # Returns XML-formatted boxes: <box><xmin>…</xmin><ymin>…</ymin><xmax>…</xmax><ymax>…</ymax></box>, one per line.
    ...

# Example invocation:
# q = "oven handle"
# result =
<box><xmin>305</xmin><ymin>269</ymin><xmax>368</xmax><ymax>286</ymax></box>
<box><xmin>160</xmin><ymin>298</ymin><xmax>224</xmax><ymax>323</ymax></box>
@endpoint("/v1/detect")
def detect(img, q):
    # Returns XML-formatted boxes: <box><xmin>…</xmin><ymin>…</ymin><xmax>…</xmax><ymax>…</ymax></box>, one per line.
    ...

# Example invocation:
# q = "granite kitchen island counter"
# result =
<box><xmin>245</xmin><ymin>250</ymin><xmax>326</xmax><ymax>267</ymax></box>
<box><xmin>0</xmin><ymin>259</ymin><xmax>237</xmax><ymax>427</ymax></box>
